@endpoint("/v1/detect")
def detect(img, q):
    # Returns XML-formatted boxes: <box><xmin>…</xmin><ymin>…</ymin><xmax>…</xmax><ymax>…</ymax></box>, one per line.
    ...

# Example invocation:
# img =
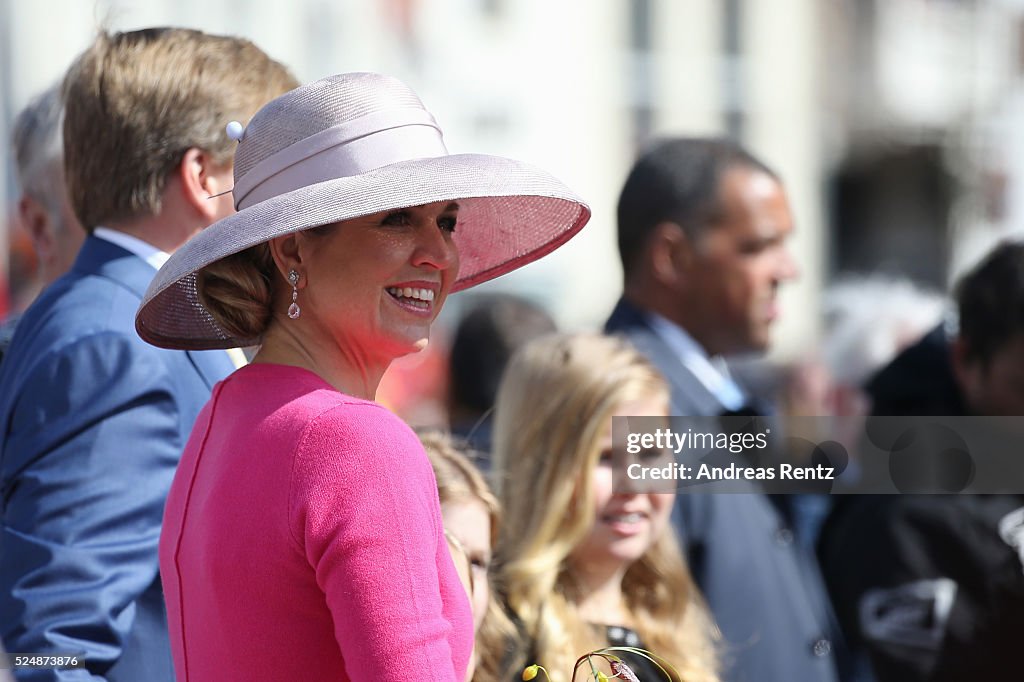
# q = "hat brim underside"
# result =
<box><xmin>136</xmin><ymin>153</ymin><xmax>590</xmax><ymax>350</ymax></box>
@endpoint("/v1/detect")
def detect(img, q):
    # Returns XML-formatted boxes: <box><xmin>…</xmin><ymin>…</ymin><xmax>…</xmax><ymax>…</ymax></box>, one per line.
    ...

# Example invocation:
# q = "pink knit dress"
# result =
<box><xmin>160</xmin><ymin>363</ymin><xmax>473</xmax><ymax>681</ymax></box>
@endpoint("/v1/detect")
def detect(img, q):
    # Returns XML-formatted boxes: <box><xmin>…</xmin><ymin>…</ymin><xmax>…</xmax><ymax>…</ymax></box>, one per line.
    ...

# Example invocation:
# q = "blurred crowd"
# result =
<box><xmin>1</xmin><ymin>24</ymin><xmax>1022</xmax><ymax>682</ymax></box>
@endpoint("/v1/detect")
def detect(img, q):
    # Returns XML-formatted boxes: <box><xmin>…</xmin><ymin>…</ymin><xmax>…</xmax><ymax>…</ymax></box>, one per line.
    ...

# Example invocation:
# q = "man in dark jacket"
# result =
<box><xmin>819</xmin><ymin>240</ymin><xmax>1024</xmax><ymax>681</ymax></box>
<box><xmin>606</xmin><ymin>137</ymin><xmax>846</xmax><ymax>682</ymax></box>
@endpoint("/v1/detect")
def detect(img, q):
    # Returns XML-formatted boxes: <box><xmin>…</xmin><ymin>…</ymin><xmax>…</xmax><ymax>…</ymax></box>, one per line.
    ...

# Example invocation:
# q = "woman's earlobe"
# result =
<box><xmin>267</xmin><ymin>233</ymin><xmax>305</xmax><ymax>285</ymax></box>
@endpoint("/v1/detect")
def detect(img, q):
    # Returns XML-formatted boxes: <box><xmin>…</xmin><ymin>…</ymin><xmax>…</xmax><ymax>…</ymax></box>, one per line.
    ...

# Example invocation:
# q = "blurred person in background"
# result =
<box><xmin>0</xmin><ymin>84</ymin><xmax>85</xmax><ymax>364</ymax></box>
<box><xmin>447</xmin><ymin>293</ymin><xmax>556</xmax><ymax>455</ymax></box>
<box><xmin>490</xmin><ymin>333</ymin><xmax>719</xmax><ymax>682</ymax></box>
<box><xmin>862</xmin><ymin>242</ymin><xmax>1024</xmax><ymax>417</ymax></box>
<box><xmin>375</xmin><ymin>332</ymin><xmax>450</xmax><ymax>427</ymax></box>
<box><xmin>605</xmin><ymin>137</ymin><xmax>847</xmax><ymax>682</ymax></box>
<box><xmin>780</xmin><ymin>275</ymin><xmax>947</xmax><ymax>448</ymax></box>
<box><xmin>821</xmin><ymin>275</ymin><xmax>946</xmax><ymax>408</ymax></box>
<box><xmin>745</xmin><ymin>276</ymin><xmax>947</xmax><ymax>574</ymax></box>
<box><xmin>819</xmin><ymin>240</ymin><xmax>1024</xmax><ymax>682</ymax></box>
<box><xmin>419</xmin><ymin>431</ymin><xmax>514</xmax><ymax>682</ymax></box>
<box><xmin>730</xmin><ymin>275</ymin><xmax>945</xmax><ymax>457</ymax></box>
<box><xmin>0</xmin><ymin>28</ymin><xmax>297</xmax><ymax>681</ymax></box>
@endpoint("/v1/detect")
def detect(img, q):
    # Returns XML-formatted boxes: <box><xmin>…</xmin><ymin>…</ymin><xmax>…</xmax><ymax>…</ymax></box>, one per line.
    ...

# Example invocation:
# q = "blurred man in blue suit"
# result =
<box><xmin>606</xmin><ymin>137</ymin><xmax>847</xmax><ymax>682</ymax></box>
<box><xmin>0</xmin><ymin>28</ymin><xmax>296</xmax><ymax>681</ymax></box>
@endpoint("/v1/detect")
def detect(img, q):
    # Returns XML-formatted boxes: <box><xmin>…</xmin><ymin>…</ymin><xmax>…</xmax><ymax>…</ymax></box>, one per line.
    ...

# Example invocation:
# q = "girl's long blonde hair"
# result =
<box><xmin>490</xmin><ymin>333</ymin><xmax>719</xmax><ymax>682</ymax></box>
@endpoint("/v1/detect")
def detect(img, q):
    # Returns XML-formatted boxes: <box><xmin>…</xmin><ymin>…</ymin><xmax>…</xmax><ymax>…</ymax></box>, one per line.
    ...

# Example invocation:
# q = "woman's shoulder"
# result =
<box><xmin>299</xmin><ymin>393</ymin><xmax>414</xmax><ymax>444</ymax></box>
<box><xmin>289</xmin><ymin>393</ymin><xmax>422</xmax><ymax>467</ymax></box>
<box><xmin>218</xmin><ymin>364</ymin><xmax>417</xmax><ymax>452</ymax></box>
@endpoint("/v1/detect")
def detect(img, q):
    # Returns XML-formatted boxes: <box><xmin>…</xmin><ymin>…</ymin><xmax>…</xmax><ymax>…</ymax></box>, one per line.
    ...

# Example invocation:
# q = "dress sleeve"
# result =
<box><xmin>287</xmin><ymin>403</ymin><xmax>468</xmax><ymax>681</ymax></box>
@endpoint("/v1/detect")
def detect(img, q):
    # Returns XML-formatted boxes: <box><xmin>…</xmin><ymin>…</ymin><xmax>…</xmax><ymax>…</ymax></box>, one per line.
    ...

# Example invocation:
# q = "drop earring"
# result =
<box><xmin>287</xmin><ymin>270</ymin><xmax>301</xmax><ymax>319</ymax></box>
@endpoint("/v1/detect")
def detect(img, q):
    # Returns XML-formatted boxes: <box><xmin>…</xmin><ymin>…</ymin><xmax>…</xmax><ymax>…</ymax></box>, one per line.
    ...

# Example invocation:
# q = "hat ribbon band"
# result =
<box><xmin>234</xmin><ymin>108</ymin><xmax>447</xmax><ymax>210</ymax></box>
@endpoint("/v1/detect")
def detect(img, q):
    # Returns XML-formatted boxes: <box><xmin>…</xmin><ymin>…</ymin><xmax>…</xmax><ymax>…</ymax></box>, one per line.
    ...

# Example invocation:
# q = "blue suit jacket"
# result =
<box><xmin>606</xmin><ymin>298</ymin><xmax>846</xmax><ymax>682</ymax></box>
<box><xmin>0</xmin><ymin>236</ymin><xmax>234</xmax><ymax>681</ymax></box>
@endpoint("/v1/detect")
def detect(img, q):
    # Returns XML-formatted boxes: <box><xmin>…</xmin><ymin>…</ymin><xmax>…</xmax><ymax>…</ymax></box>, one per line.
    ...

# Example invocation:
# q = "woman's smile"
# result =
<box><xmin>385</xmin><ymin>282</ymin><xmax>440</xmax><ymax>316</ymax></box>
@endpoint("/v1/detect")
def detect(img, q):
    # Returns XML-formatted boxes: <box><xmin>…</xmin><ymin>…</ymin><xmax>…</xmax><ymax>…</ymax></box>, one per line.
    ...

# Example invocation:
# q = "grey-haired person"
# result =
<box><xmin>0</xmin><ymin>84</ymin><xmax>85</xmax><ymax>365</ymax></box>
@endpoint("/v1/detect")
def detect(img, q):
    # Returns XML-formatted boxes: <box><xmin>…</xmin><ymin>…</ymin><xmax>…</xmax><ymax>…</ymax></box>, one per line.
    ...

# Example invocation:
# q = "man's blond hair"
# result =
<box><xmin>62</xmin><ymin>27</ymin><xmax>298</xmax><ymax>229</ymax></box>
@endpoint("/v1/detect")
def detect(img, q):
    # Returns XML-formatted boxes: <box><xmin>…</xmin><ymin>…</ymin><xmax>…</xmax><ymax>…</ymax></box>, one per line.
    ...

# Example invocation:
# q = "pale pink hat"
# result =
<box><xmin>136</xmin><ymin>72</ymin><xmax>590</xmax><ymax>350</ymax></box>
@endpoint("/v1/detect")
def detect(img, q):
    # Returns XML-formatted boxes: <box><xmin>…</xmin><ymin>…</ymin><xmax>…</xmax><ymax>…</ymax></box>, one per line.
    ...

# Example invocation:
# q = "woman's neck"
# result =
<box><xmin>256</xmin><ymin>323</ymin><xmax>386</xmax><ymax>400</ymax></box>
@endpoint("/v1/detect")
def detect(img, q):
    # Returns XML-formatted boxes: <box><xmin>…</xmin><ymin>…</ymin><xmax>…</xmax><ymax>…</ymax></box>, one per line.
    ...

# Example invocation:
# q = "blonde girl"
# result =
<box><xmin>490</xmin><ymin>333</ymin><xmax>718</xmax><ymax>682</ymax></box>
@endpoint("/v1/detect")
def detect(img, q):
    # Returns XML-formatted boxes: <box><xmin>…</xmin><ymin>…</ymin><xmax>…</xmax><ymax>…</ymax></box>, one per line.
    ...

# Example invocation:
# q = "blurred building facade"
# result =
<box><xmin>2</xmin><ymin>0</ymin><xmax>1023</xmax><ymax>353</ymax></box>
<box><xmin>822</xmin><ymin>0</ymin><xmax>1024</xmax><ymax>286</ymax></box>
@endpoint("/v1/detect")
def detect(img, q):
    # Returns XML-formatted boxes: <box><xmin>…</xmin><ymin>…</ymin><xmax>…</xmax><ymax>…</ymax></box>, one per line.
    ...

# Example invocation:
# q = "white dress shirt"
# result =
<box><xmin>645</xmin><ymin>311</ymin><xmax>746</xmax><ymax>411</ymax></box>
<box><xmin>93</xmin><ymin>227</ymin><xmax>247</xmax><ymax>369</ymax></box>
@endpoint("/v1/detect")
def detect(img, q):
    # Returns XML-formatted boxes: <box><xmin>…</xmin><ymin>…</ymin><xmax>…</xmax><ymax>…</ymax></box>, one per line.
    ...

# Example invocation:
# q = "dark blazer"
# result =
<box><xmin>606</xmin><ymin>298</ymin><xmax>844</xmax><ymax>682</ymax></box>
<box><xmin>0</xmin><ymin>236</ymin><xmax>234</xmax><ymax>681</ymax></box>
<box><xmin>819</xmin><ymin>326</ymin><xmax>1024</xmax><ymax>681</ymax></box>
<box><xmin>865</xmin><ymin>324</ymin><xmax>965</xmax><ymax>416</ymax></box>
<box><xmin>0</xmin><ymin>313</ymin><xmax>21</xmax><ymax>368</ymax></box>
<box><xmin>605</xmin><ymin>298</ymin><xmax>725</xmax><ymax>416</ymax></box>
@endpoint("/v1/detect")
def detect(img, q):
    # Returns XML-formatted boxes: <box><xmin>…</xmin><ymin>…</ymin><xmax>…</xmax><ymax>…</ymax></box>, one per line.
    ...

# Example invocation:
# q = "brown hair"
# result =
<box><xmin>62</xmin><ymin>27</ymin><xmax>297</xmax><ymax>229</ymax></box>
<box><xmin>419</xmin><ymin>432</ymin><xmax>500</xmax><ymax>535</ymax></box>
<box><xmin>490</xmin><ymin>333</ymin><xmax>719</xmax><ymax>682</ymax></box>
<box><xmin>418</xmin><ymin>431</ymin><xmax>515</xmax><ymax>682</ymax></box>
<box><xmin>196</xmin><ymin>223</ymin><xmax>337</xmax><ymax>342</ymax></box>
<box><xmin>196</xmin><ymin>243</ymin><xmax>275</xmax><ymax>341</ymax></box>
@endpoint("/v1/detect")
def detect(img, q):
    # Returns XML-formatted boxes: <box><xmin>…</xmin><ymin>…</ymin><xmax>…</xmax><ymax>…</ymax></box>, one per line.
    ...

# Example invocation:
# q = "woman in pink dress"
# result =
<box><xmin>135</xmin><ymin>72</ymin><xmax>589</xmax><ymax>682</ymax></box>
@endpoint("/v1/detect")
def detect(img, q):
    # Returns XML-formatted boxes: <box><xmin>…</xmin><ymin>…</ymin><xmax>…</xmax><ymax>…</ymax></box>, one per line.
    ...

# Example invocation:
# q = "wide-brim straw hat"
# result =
<box><xmin>136</xmin><ymin>72</ymin><xmax>590</xmax><ymax>350</ymax></box>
